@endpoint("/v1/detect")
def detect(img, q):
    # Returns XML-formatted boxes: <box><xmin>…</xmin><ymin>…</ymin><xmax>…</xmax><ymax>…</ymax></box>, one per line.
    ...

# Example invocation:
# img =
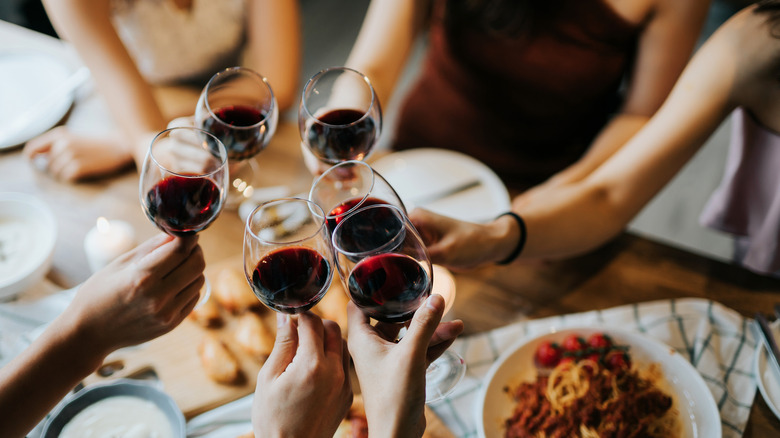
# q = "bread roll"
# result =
<box><xmin>213</xmin><ymin>267</ymin><xmax>262</xmax><ymax>314</ymax></box>
<box><xmin>198</xmin><ymin>334</ymin><xmax>241</xmax><ymax>384</ymax></box>
<box><xmin>234</xmin><ymin>311</ymin><xmax>275</xmax><ymax>360</ymax></box>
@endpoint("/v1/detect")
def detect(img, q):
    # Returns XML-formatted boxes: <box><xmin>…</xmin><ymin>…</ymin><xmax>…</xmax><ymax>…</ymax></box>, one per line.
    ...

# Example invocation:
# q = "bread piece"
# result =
<box><xmin>234</xmin><ymin>311</ymin><xmax>275</xmax><ymax>360</ymax></box>
<box><xmin>213</xmin><ymin>267</ymin><xmax>262</xmax><ymax>314</ymax></box>
<box><xmin>311</xmin><ymin>284</ymin><xmax>349</xmax><ymax>336</ymax></box>
<box><xmin>198</xmin><ymin>334</ymin><xmax>242</xmax><ymax>384</ymax></box>
<box><xmin>187</xmin><ymin>295</ymin><xmax>223</xmax><ymax>328</ymax></box>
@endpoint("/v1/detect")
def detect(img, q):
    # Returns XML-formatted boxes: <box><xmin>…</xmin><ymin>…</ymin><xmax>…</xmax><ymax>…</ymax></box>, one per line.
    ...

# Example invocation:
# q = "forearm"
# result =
<box><xmin>43</xmin><ymin>0</ymin><xmax>167</xmax><ymax>164</ymax></box>
<box><xmin>0</xmin><ymin>313</ymin><xmax>108</xmax><ymax>437</ymax></box>
<box><xmin>245</xmin><ymin>0</ymin><xmax>301</xmax><ymax>112</ymax></box>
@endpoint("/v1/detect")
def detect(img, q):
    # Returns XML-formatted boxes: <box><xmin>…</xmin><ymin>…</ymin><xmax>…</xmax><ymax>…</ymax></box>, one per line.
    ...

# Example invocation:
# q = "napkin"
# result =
<box><xmin>433</xmin><ymin>298</ymin><xmax>757</xmax><ymax>438</ymax></box>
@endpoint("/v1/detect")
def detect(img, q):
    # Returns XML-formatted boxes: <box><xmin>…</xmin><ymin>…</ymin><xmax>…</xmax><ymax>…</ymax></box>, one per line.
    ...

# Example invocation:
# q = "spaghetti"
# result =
<box><xmin>504</xmin><ymin>335</ymin><xmax>679</xmax><ymax>438</ymax></box>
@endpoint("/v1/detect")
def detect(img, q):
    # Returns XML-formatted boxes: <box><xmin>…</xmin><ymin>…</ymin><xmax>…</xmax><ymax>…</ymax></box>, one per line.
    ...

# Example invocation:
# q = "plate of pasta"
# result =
<box><xmin>477</xmin><ymin>327</ymin><xmax>720</xmax><ymax>438</ymax></box>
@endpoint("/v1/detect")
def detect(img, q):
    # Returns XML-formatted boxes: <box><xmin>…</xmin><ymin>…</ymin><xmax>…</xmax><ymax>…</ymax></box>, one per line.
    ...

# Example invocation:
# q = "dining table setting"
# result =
<box><xmin>3</xmin><ymin>17</ymin><xmax>780</xmax><ymax>438</ymax></box>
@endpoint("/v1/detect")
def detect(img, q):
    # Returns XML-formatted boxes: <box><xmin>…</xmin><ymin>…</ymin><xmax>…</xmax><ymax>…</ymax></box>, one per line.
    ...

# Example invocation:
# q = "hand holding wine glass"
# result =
<box><xmin>243</xmin><ymin>198</ymin><xmax>335</xmax><ymax>313</ymax></box>
<box><xmin>139</xmin><ymin>127</ymin><xmax>228</xmax><ymax>306</ymax></box>
<box><xmin>331</xmin><ymin>204</ymin><xmax>466</xmax><ymax>401</ymax></box>
<box><xmin>299</xmin><ymin>67</ymin><xmax>381</xmax><ymax>168</ymax></box>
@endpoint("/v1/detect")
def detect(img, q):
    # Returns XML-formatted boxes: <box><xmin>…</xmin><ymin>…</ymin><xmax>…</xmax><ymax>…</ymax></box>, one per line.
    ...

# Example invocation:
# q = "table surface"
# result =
<box><xmin>3</xmin><ymin>19</ymin><xmax>780</xmax><ymax>437</ymax></box>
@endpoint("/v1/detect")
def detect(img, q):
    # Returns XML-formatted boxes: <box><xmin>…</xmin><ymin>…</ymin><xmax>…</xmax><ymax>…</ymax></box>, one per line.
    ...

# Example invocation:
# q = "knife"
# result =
<box><xmin>754</xmin><ymin>312</ymin><xmax>780</xmax><ymax>379</ymax></box>
<box><xmin>405</xmin><ymin>179</ymin><xmax>482</xmax><ymax>209</ymax></box>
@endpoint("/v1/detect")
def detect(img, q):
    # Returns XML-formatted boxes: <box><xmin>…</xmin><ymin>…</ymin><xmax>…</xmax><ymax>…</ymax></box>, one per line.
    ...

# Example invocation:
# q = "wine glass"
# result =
<box><xmin>195</xmin><ymin>66</ymin><xmax>279</xmax><ymax>207</ymax></box>
<box><xmin>331</xmin><ymin>204</ymin><xmax>466</xmax><ymax>402</ymax></box>
<box><xmin>299</xmin><ymin>67</ymin><xmax>381</xmax><ymax>165</ymax></box>
<box><xmin>309</xmin><ymin>160</ymin><xmax>405</xmax><ymax>235</ymax></box>
<box><xmin>139</xmin><ymin>127</ymin><xmax>228</xmax><ymax>307</ymax></box>
<box><xmin>243</xmin><ymin>198</ymin><xmax>335</xmax><ymax>313</ymax></box>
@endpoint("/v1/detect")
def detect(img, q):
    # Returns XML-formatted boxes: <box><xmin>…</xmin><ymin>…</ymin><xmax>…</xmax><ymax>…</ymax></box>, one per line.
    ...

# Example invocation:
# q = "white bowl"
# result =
<box><xmin>41</xmin><ymin>379</ymin><xmax>186</xmax><ymax>438</ymax></box>
<box><xmin>0</xmin><ymin>192</ymin><xmax>57</xmax><ymax>300</ymax></box>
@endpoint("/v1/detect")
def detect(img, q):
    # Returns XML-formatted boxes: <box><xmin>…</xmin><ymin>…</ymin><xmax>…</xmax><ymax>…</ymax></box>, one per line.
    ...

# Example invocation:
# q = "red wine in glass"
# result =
<box><xmin>144</xmin><ymin>175</ymin><xmax>223</xmax><ymax>236</ymax></box>
<box><xmin>202</xmin><ymin>104</ymin><xmax>270</xmax><ymax>161</ymax></box>
<box><xmin>306</xmin><ymin>109</ymin><xmax>378</xmax><ymax>163</ymax></box>
<box><xmin>327</xmin><ymin>196</ymin><xmax>389</xmax><ymax>233</ymax></box>
<box><xmin>250</xmin><ymin>246</ymin><xmax>331</xmax><ymax>313</ymax></box>
<box><xmin>347</xmin><ymin>253</ymin><xmax>431</xmax><ymax>323</ymax></box>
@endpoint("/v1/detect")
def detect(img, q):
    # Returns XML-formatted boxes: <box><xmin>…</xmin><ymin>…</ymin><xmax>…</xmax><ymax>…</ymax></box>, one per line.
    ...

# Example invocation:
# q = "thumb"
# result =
<box><xmin>167</xmin><ymin>116</ymin><xmax>196</xmax><ymax>129</ymax></box>
<box><xmin>261</xmin><ymin>314</ymin><xmax>299</xmax><ymax>378</ymax></box>
<box><xmin>402</xmin><ymin>294</ymin><xmax>445</xmax><ymax>359</ymax></box>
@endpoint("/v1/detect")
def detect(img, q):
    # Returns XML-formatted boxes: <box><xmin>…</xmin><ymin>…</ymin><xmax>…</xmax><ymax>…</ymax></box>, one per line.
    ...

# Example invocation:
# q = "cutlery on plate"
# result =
<box><xmin>405</xmin><ymin>179</ymin><xmax>482</xmax><ymax>209</ymax></box>
<box><xmin>754</xmin><ymin>312</ymin><xmax>780</xmax><ymax>378</ymax></box>
<box><xmin>0</xmin><ymin>66</ymin><xmax>90</xmax><ymax>146</ymax></box>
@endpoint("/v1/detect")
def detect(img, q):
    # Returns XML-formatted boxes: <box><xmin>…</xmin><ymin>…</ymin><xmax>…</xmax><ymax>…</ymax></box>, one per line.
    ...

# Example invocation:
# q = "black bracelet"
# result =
<box><xmin>496</xmin><ymin>212</ymin><xmax>526</xmax><ymax>265</ymax></box>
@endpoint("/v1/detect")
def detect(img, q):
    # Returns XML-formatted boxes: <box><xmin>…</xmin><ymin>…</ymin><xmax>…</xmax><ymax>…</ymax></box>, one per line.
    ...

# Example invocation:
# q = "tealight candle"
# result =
<box><xmin>432</xmin><ymin>264</ymin><xmax>457</xmax><ymax>317</ymax></box>
<box><xmin>84</xmin><ymin>217</ymin><xmax>136</xmax><ymax>272</ymax></box>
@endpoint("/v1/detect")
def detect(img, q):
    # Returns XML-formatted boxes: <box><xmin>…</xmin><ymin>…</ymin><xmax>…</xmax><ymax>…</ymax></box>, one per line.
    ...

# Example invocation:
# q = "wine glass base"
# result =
<box><xmin>225</xmin><ymin>159</ymin><xmax>262</xmax><ymax>210</ymax></box>
<box><xmin>425</xmin><ymin>349</ymin><xmax>466</xmax><ymax>403</ymax></box>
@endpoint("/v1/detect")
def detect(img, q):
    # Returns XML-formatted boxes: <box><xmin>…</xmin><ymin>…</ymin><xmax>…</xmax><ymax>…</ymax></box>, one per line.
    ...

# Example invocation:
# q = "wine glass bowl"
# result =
<box><xmin>299</xmin><ymin>67</ymin><xmax>381</xmax><ymax>164</ymax></box>
<box><xmin>140</xmin><ymin>127</ymin><xmax>228</xmax><ymax>236</ymax></box>
<box><xmin>243</xmin><ymin>198</ymin><xmax>335</xmax><ymax>313</ymax></box>
<box><xmin>196</xmin><ymin>67</ymin><xmax>278</xmax><ymax>161</ymax></box>
<box><xmin>331</xmin><ymin>204</ymin><xmax>431</xmax><ymax>323</ymax></box>
<box><xmin>309</xmin><ymin>160</ymin><xmax>405</xmax><ymax>235</ymax></box>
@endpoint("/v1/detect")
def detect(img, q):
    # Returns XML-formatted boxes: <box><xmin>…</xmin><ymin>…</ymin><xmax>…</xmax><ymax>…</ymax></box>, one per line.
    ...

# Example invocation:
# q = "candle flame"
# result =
<box><xmin>96</xmin><ymin>217</ymin><xmax>110</xmax><ymax>234</ymax></box>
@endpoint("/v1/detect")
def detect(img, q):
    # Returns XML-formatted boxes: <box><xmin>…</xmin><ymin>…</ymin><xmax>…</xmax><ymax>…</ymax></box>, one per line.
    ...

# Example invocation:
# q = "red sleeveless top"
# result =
<box><xmin>392</xmin><ymin>0</ymin><xmax>641</xmax><ymax>188</ymax></box>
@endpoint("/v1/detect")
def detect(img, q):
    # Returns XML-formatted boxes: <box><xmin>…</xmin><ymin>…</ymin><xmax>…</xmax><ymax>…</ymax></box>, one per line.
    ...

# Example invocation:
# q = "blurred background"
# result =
<box><xmin>0</xmin><ymin>0</ymin><xmax>756</xmax><ymax>264</ymax></box>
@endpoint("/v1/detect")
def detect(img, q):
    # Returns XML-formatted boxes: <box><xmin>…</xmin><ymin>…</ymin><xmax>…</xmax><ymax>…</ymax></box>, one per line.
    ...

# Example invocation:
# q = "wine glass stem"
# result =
<box><xmin>193</xmin><ymin>276</ymin><xmax>212</xmax><ymax>310</ymax></box>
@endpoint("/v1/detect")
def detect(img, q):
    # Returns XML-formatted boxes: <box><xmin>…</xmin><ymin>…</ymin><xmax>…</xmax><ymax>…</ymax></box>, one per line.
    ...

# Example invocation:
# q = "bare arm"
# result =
<box><xmin>345</xmin><ymin>0</ymin><xmax>428</xmax><ymax>108</ymax></box>
<box><xmin>517</xmin><ymin>0</ymin><xmax>712</xmax><ymax>197</ymax></box>
<box><xmin>42</xmin><ymin>0</ymin><xmax>167</xmax><ymax>165</ymax></box>
<box><xmin>244</xmin><ymin>0</ymin><xmax>301</xmax><ymax>113</ymax></box>
<box><xmin>0</xmin><ymin>235</ymin><xmax>204</xmax><ymax>437</ymax></box>
<box><xmin>412</xmin><ymin>10</ymin><xmax>746</xmax><ymax>268</ymax></box>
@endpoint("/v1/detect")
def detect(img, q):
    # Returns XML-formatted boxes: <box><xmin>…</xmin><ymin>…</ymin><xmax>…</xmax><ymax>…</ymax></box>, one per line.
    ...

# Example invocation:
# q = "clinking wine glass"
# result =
<box><xmin>309</xmin><ymin>160</ymin><xmax>405</xmax><ymax>235</ymax></box>
<box><xmin>243</xmin><ymin>198</ymin><xmax>335</xmax><ymax>313</ymax></box>
<box><xmin>299</xmin><ymin>67</ymin><xmax>382</xmax><ymax>166</ymax></box>
<box><xmin>139</xmin><ymin>127</ymin><xmax>228</xmax><ymax>308</ymax></box>
<box><xmin>331</xmin><ymin>204</ymin><xmax>466</xmax><ymax>402</ymax></box>
<box><xmin>195</xmin><ymin>66</ymin><xmax>279</xmax><ymax>207</ymax></box>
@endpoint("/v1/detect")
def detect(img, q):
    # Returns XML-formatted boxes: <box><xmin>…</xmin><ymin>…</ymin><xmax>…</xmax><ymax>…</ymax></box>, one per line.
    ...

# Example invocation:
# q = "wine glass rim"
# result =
<box><xmin>300</xmin><ymin>66</ymin><xmax>378</xmax><ymax>128</ymax></box>
<box><xmin>204</xmin><ymin>66</ymin><xmax>276</xmax><ymax>130</ymax></box>
<box><xmin>148</xmin><ymin>127</ymin><xmax>228</xmax><ymax>178</ymax></box>
<box><xmin>245</xmin><ymin>197</ymin><xmax>327</xmax><ymax>245</ymax></box>
<box><xmin>331</xmin><ymin>203</ymin><xmax>413</xmax><ymax>258</ymax></box>
<box><xmin>309</xmin><ymin>160</ymin><xmax>376</xmax><ymax>220</ymax></box>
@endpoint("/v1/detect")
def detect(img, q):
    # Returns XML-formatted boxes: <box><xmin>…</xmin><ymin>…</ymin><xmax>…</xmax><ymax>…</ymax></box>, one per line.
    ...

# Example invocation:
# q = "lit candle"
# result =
<box><xmin>84</xmin><ymin>217</ymin><xmax>136</xmax><ymax>272</ymax></box>
<box><xmin>432</xmin><ymin>264</ymin><xmax>457</xmax><ymax>317</ymax></box>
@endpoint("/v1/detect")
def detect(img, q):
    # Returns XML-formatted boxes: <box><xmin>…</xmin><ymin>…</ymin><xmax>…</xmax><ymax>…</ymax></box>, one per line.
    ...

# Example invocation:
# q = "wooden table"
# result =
<box><xmin>3</xmin><ymin>18</ymin><xmax>780</xmax><ymax>437</ymax></box>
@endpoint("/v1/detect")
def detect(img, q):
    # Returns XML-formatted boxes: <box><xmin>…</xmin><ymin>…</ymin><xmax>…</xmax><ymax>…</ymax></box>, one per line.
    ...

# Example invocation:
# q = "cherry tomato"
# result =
<box><xmin>605</xmin><ymin>350</ymin><xmax>631</xmax><ymax>371</ymax></box>
<box><xmin>561</xmin><ymin>334</ymin><xmax>587</xmax><ymax>353</ymax></box>
<box><xmin>534</xmin><ymin>341</ymin><xmax>562</xmax><ymax>368</ymax></box>
<box><xmin>587</xmin><ymin>333</ymin><xmax>613</xmax><ymax>350</ymax></box>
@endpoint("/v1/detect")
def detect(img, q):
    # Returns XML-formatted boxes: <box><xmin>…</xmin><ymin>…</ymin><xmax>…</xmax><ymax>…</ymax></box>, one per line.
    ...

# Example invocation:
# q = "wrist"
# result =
<box><xmin>43</xmin><ymin>313</ymin><xmax>111</xmax><ymax>376</ymax></box>
<box><xmin>491</xmin><ymin>212</ymin><xmax>526</xmax><ymax>265</ymax></box>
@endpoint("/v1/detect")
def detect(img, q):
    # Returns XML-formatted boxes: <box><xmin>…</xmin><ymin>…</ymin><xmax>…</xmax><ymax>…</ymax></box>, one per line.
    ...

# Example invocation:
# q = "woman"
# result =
<box><xmin>411</xmin><ymin>1</ymin><xmax>780</xmax><ymax>276</ymax></box>
<box><xmin>348</xmin><ymin>0</ymin><xmax>710</xmax><ymax>189</ymax></box>
<box><xmin>23</xmin><ymin>0</ymin><xmax>300</xmax><ymax>182</ymax></box>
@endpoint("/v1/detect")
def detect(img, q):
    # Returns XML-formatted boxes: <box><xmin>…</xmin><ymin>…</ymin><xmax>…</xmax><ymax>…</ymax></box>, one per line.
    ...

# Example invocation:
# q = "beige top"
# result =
<box><xmin>110</xmin><ymin>0</ymin><xmax>246</xmax><ymax>84</ymax></box>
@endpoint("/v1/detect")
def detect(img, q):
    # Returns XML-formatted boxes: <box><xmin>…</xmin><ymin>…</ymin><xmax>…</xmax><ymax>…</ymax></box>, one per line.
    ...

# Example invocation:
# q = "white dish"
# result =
<box><xmin>371</xmin><ymin>148</ymin><xmax>511</xmax><ymax>223</ymax></box>
<box><xmin>754</xmin><ymin>320</ymin><xmax>780</xmax><ymax>421</ymax></box>
<box><xmin>0</xmin><ymin>50</ymin><xmax>75</xmax><ymax>149</ymax></box>
<box><xmin>477</xmin><ymin>327</ymin><xmax>721</xmax><ymax>438</ymax></box>
<box><xmin>0</xmin><ymin>193</ymin><xmax>57</xmax><ymax>300</ymax></box>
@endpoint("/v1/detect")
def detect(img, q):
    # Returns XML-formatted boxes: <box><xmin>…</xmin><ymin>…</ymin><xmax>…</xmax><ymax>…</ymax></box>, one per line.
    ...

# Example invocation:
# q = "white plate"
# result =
<box><xmin>754</xmin><ymin>320</ymin><xmax>780</xmax><ymax>421</ymax></box>
<box><xmin>0</xmin><ymin>50</ymin><xmax>75</xmax><ymax>149</ymax></box>
<box><xmin>477</xmin><ymin>327</ymin><xmax>721</xmax><ymax>438</ymax></box>
<box><xmin>0</xmin><ymin>193</ymin><xmax>58</xmax><ymax>300</ymax></box>
<box><xmin>372</xmin><ymin>148</ymin><xmax>511</xmax><ymax>223</ymax></box>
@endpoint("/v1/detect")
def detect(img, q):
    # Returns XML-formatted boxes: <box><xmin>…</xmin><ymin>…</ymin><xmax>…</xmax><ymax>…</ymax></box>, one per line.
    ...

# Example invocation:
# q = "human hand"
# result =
<box><xmin>347</xmin><ymin>295</ymin><xmax>464</xmax><ymax>438</ymax></box>
<box><xmin>409</xmin><ymin>208</ymin><xmax>516</xmax><ymax>269</ymax></box>
<box><xmin>63</xmin><ymin>233</ymin><xmax>204</xmax><ymax>356</ymax></box>
<box><xmin>23</xmin><ymin>126</ymin><xmax>134</xmax><ymax>181</ymax></box>
<box><xmin>253</xmin><ymin>312</ymin><xmax>352</xmax><ymax>438</ymax></box>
